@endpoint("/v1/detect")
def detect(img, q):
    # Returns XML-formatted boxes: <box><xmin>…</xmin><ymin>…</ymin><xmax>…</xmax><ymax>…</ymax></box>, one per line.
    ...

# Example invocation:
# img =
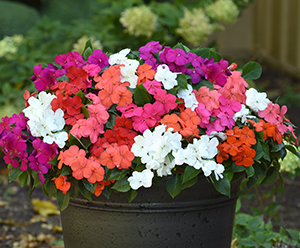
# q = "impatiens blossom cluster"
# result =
<box><xmin>173</xmin><ymin>135</ymin><xmax>224</xmax><ymax>180</ymax></box>
<box><xmin>22</xmin><ymin>92</ymin><xmax>68</xmax><ymax>148</ymax></box>
<box><xmin>0</xmin><ymin>41</ymin><xmax>298</xmax><ymax>209</ymax></box>
<box><xmin>131</xmin><ymin>125</ymin><xmax>182</xmax><ymax>177</ymax></box>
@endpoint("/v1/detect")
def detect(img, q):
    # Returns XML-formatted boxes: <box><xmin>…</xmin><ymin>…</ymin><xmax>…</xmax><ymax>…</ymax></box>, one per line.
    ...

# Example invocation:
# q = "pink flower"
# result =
<box><xmin>117</xmin><ymin>103</ymin><xmax>143</xmax><ymax>118</ymax></box>
<box><xmin>143</xmin><ymin>79</ymin><xmax>162</xmax><ymax>95</ymax></box>
<box><xmin>258</xmin><ymin>102</ymin><xmax>278</xmax><ymax>124</ymax></box>
<box><xmin>143</xmin><ymin>102</ymin><xmax>166</xmax><ymax>121</ymax></box>
<box><xmin>219</xmin><ymin>95</ymin><xmax>241</xmax><ymax>117</ymax></box>
<box><xmin>154</xmin><ymin>89</ymin><xmax>177</xmax><ymax>113</ymax></box>
<box><xmin>83</xmin><ymin>64</ymin><xmax>101</xmax><ymax>77</ymax></box>
<box><xmin>195</xmin><ymin>103</ymin><xmax>211</xmax><ymax>128</ymax></box>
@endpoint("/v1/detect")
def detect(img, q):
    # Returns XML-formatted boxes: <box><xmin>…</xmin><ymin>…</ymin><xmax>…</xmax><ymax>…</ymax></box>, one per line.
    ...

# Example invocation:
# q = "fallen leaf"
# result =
<box><xmin>31</xmin><ymin>198</ymin><xmax>60</xmax><ymax>216</ymax></box>
<box><xmin>53</xmin><ymin>224</ymin><xmax>63</xmax><ymax>233</ymax></box>
<box><xmin>0</xmin><ymin>200</ymin><xmax>9</xmax><ymax>207</ymax></box>
<box><xmin>41</xmin><ymin>223</ymin><xmax>53</xmax><ymax>230</ymax></box>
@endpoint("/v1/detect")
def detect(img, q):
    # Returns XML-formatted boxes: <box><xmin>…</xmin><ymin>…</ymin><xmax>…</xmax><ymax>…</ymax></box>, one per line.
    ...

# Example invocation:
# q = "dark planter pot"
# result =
<box><xmin>60</xmin><ymin>175</ymin><xmax>242</xmax><ymax>248</ymax></box>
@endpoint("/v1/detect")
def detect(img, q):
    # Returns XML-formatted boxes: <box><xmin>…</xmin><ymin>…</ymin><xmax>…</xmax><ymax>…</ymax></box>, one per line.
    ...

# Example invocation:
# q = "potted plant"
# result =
<box><xmin>0</xmin><ymin>41</ymin><xmax>298</xmax><ymax>248</ymax></box>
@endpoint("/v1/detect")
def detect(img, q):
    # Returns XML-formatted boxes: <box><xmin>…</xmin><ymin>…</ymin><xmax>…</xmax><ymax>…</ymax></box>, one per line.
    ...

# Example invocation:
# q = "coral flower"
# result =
<box><xmin>52</xmin><ymin>175</ymin><xmax>71</xmax><ymax>194</ymax></box>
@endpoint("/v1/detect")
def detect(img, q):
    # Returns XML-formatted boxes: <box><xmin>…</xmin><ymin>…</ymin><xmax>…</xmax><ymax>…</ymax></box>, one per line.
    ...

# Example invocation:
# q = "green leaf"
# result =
<box><xmin>166</xmin><ymin>174</ymin><xmax>182</xmax><ymax>198</ymax></box>
<box><xmin>182</xmin><ymin>176</ymin><xmax>198</xmax><ymax>190</ymax></box>
<box><xmin>247</xmin><ymin>174</ymin><xmax>258</xmax><ymax>189</ymax></box>
<box><xmin>182</xmin><ymin>166</ymin><xmax>201</xmax><ymax>184</ymax></box>
<box><xmin>56</xmin><ymin>75</ymin><xmax>69</xmax><ymax>82</ymax></box>
<box><xmin>111</xmin><ymin>177</ymin><xmax>131</xmax><ymax>192</ymax></box>
<box><xmin>83</xmin><ymin>39</ymin><xmax>93</xmax><ymax>52</ymax></box>
<box><xmin>191</xmin><ymin>48</ymin><xmax>212</xmax><ymax>59</ymax></box>
<box><xmin>176</xmin><ymin>74</ymin><xmax>188</xmax><ymax>90</ymax></box>
<box><xmin>79</xmin><ymin>181</ymin><xmax>92</xmax><ymax>201</ymax></box>
<box><xmin>82</xmin><ymin>179</ymin><xmax>96</xmax><ymax>194</ymax></box>
<box><xmin>56</xmin><ymin>190</ymin><xmax>70</xmax><ymax>211</ymax></box>
<box><xmin>248</xmin><ymin>216</ymin><xmax>262</xmax><ymax>231</ymax></box>
<box><xmin>192</xmin><ymin>79</ymin><xmax>214</xmax><ymax>91</ymax></box>
<box><xmin>253</xmin><ymin>140</ymin><xmax>264</xmax><ymax>160</ymax></box>
<box><xmin>8</xmin><ymin>167</ymin><xmax>23</xmax><ymax>182</ymax></box>
<box><xmin>18</xmin><ymin>171</ymin><xmax>29</xmax><ymax>187</ymax></box>
<box><xmin>285</xmin><ymin>144</ymin><xmax>300</xmax><ymax>158</ymax></box>
<box><xmin>172</xmin><ymin>43</ymin><xmax>190</xmax><ymax>53</ymax></box>
<box><xmin>190</xmin><ymin>47</ymin><xmax>222</xmax><ymax>61</ymax></box>
<box><xmin>261</xmin><ymin>167</ymin><xmax>277</xmax><ymax>185</ymax></box>
<box><xmin>241</xmin><ymin>61</ymin><xmax>262</xmax><ymax>80</ymax></box>
<box><xmin>101</xmin><ymin>186</ymin><xmax>111</xmax><ymax>199</ymax></box>
<box><xmin>245</xmin><ymin>166</ymin><xmax>255</xmax><ymax>178</ymax></box>
<box><xmin>83</xmin><ymin>47</ymin><xmax>93</xmax><ymax>61</ymax></box>
<box><xmin>240</xmin><ymin>238</ymin><xmax>258</xmax><ymax>246</ymax></box>
<box><xmin>209</xmin><ymin>50</ymin><xmax>222</xmax><ymax>62</ymax></box>
<box><xmin>126</xmin><ymin>189</ymin><xmax>137</xmax><ymax>203</ymax></box>
<box><xmin>232</xmin><ymin>162</ymin><xmax>246</xmax><ymax>173</ymax></box>
<box><xmin>42</xmin><ymin>180</ymin><xmax>57</xmax><ymax>198</ymax></box>
<box><xmin>107</xmin><ymin>168</ymin><xmax>128</xmax><ymax>181</ymax></box>
<box><xmin>81</xmin><ymin>106</ymin><xmax>90</xmax><ymax>119</ymax></box>
<box><xmin>105</xmin><ymin>113</ymin><xmax>116</xmax><ymax>129</ymax></box>
<box><xmin>133</xmin><ymin>84</ymin><xmax>152</xmax><ymax>106</ymax></box>
<box><xmin>211</xmin><ymin>174</ymin><xmax>231</xmax><ymax>197</ymax></box>
<box><xmin>286</xmin><ymin>229</ymin><xmax>300</xmax><ymax>241</ymax></box>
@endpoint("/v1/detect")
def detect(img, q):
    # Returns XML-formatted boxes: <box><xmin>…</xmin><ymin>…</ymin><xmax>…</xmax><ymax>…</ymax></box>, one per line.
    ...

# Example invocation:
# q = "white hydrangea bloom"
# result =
<box><xmin>22</xmin><ymin>92</ymin><xmax>68</xmax><ymax>148</ymax></box>
<box><xmin>246</xmin><ymin>88</ymin><xmax>270</xmax><ymax>112</ymax></box>
<box><xmin>154</xmin><ymin>64</ymin><xmax>179</xmax><ymax>90</ymax></box>
<box><xmin>177</xmin><ymin>84</ymin><xmax>199</xmax><ymax>110</ymax></box>
<box><xmin>128</xmin><ymin>169</ymin><xmax>154</xmax><ymax>190</ymax></box>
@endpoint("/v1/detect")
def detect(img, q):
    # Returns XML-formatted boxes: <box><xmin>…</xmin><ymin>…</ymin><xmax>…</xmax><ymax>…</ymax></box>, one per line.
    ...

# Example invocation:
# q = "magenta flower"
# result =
<box><xmin>165</xmin><ymin>48</ymin><xmax>189</xmax><ymax>66</ymax></box>
<box><xmin>88</xmin><ymin>49</ymin><xmax>109</xmax><ymax>69</ymax></box>
<box><xmin>219</xmin><ymin>95</ymin><xmax>241</xmax><ymax>117</ymax></box>
<box><xmin>139</xmin><ymin>41</ymin><xmax>162</xmax><ymax>54</ymax></box>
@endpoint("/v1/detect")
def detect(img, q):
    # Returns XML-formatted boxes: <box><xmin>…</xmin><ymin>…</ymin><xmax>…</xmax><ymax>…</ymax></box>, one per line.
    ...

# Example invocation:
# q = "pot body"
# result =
<box><xmin>60</xmin><ymin>175</ymin><xmax>242</xmax><ymax>248</ymax></box>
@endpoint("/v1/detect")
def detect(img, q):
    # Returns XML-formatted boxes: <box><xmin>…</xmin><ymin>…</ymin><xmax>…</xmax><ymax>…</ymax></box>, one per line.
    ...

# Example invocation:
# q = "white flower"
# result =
<box><xmin>201</xmin><ymin>160</ymin><xmax>216</xmax><ymax>177</ymax></box>
<box><xmin>22</xmin><ymin>92</ymin><xmax>67</xmax><ymax>148</ymax></box>
<box><xmin>208</xmin><ymin>131</ymin><xmax>227</xmax><ymax>142</ymax></box>
<box><xmin>213</xmin><ymin>163</ymin><xmax>225</xmax><ymax>181</ymax></box>
<box><xmin>234</xmin><ymin>104</ymin><xmax>250</xmax><ymax>124</ymax></box>
<box><xmin>120</xmin><ymin>62</ymin><xmax>139</xmax><ymax>88</ymax></box>
<box><xmin>131</xmin><ymin>125</ymin><xmax>183</xmax><ymax>177</ymax></box>
<box><xmin>156</xmin><ymin>156</ymin><xmax>176</xmax><ymax>177</ymax></box>
<box><xmin>131</xmin><ymin>135</ymin><xmax>149</xmax><ymax>159</ymax></box>
<box><xmin>154</xmin><ymin>64</ymin><xmax>179</xmax><ymax>90</ymax></box>
<box><xmin>128</xmin><ymin>169</ymin><xmax>154</xmax><ymax>190</ymax></box>
<box><xmin>44</xmin><ymin>131</ymin><xmax>68</xmax><ymax>149</ymax></box>
<box><xmin>177</xmin><ymin>84</ymin><xmax>199</xmax><ymax>110</ymax></box>
<box><xmin>191</xmin><ymin>135</ymin><xmax>219</xmax><ymax>159</ymax></box>
<box><xmin>173</xmin><ymin>146</ymin><xmax>197</xmax><ymax>166</ymax></box>
<box><xmin>246</xmin><ymin>88</ymin><xmax>270</xmax><ymax>112</ymax></box>
<box><xmin>109</xmin><ymin>48</ymin><xmax>131</xmax><ymax>65</ymax></box>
